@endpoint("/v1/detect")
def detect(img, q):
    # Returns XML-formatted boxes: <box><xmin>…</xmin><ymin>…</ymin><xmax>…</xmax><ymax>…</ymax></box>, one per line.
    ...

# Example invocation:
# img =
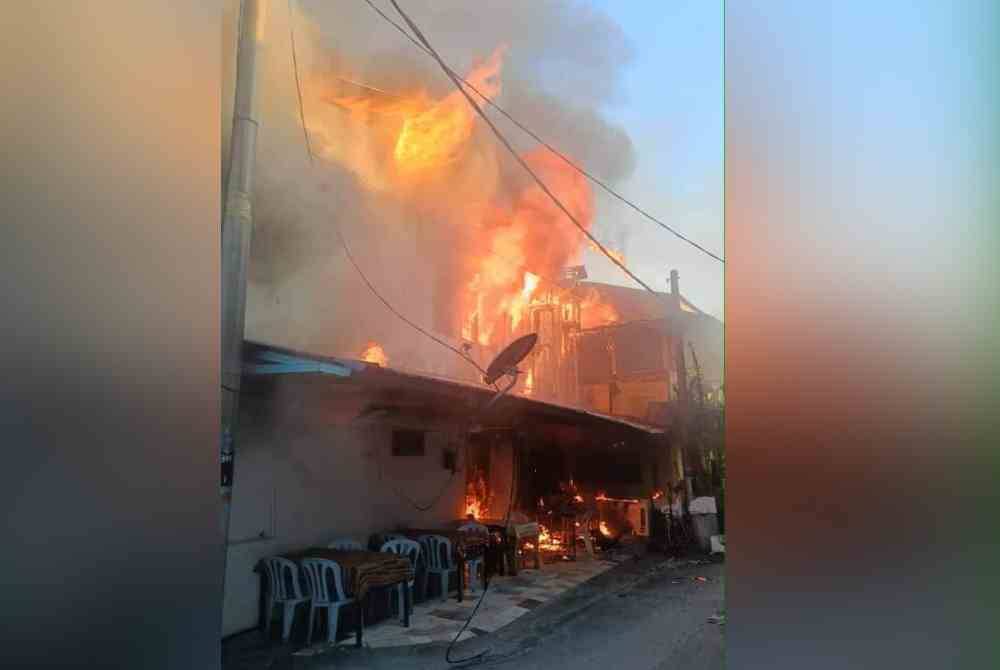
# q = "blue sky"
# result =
<box><xmin>581</xmin><ymin>1</ymin><xmax>724</xmax><ymax>318</ymax></box>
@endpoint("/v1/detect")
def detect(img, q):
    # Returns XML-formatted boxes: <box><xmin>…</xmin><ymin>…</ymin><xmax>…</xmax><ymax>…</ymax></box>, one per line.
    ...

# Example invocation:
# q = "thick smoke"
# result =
<box><xmin>230</xmin><ymin>0</ymin><xmax>639</xmax><ymax>377</ymax></box>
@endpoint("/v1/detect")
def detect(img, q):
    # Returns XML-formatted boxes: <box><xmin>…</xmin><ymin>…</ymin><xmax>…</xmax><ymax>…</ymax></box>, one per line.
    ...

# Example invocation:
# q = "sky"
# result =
<box><xmin>580</xmin><ymin>0</ymin><xmax>724</xmax><ymax>319</ymax></box>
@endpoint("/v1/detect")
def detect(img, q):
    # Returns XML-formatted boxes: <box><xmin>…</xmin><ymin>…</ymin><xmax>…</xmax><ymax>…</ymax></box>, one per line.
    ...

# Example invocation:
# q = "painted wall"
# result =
<box><xmin>222</xmin><ymin>375</ymin><xmax>467</xmax><ymax>637</ymax></box>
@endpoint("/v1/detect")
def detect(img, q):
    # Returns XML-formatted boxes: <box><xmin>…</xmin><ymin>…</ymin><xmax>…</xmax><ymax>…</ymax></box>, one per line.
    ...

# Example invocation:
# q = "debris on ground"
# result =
<box><xmin>707</xmin><ymin>614</ymin><xmax>726</xmax><ymax>625</ymax></box>
<box><xmin>694</xmin><ymin>576</ymin><xmax>709</xmax><ymax>583</ymax></box>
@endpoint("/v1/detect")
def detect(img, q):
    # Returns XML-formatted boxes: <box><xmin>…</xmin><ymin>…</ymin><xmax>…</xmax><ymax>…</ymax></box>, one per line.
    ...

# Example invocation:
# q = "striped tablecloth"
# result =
<box><xmin>279</xmin><ymin>548</ymin><xmax>413</xmax><ymax>601</ymax></box>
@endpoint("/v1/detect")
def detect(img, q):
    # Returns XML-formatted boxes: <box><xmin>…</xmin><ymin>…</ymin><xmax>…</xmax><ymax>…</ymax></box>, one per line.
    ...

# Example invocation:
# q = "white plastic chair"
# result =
<box><xmin>457</xmin><ymin>522</ymin><xmax>489</xmax><ymax>592</ymax></box>
<box><xmin>418</xmin><ymin>534</ymin><xmax>459</xmax><ymax>602</ymax></box>
<box><xmin>326</xmin><ymin>538</ymin><xmax>363</xmax><ymax>551</ymax></box>
<box><xmin>300</xmin><ymin>558</ymin><xmax>356</xmax><ymax>646</ymax></box>
<box><xmin>379</xmin><ymin>538</ymin><xmax>421</xmax><ymax>623</ymax></box>
<box><xmin>261</xmin><ymin>557</ymin><xmax>311</xmax><ymax>642</ymax></box>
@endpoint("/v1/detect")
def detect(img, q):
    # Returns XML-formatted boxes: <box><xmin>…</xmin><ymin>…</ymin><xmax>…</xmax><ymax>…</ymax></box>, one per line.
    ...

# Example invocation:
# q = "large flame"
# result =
<box><xmin>313</xmin><ymin>44</ymin><xmax>617</xmax><ymax>392</ymax></box>
<box><xmin>460</xmin><ymin>147</ymin><xmax>594</xmax><ymax>346</ymax></box>
<box><xmin>394</xmin><ymin>46</ymin><xmax>506</xmax><ymax>174</ymax></box>
<box><xmin>326</xmin><ymin>45</ymin><xmax>506</xmax><ymax>184</ymax></box>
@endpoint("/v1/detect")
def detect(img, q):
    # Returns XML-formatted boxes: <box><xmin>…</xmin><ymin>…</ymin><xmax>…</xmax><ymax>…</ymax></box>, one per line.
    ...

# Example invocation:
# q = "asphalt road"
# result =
<box><xmin>480</xmin><ymin>558</ymin><xmax>725</xmax><ymax>670</ymax></box>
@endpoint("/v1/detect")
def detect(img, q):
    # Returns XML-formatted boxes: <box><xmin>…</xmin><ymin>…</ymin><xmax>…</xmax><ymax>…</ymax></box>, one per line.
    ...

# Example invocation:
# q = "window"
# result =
<box><xmin>391</xmin><ymin>429</ymin><xmax>426</xmax><ymax>457</ymax></box>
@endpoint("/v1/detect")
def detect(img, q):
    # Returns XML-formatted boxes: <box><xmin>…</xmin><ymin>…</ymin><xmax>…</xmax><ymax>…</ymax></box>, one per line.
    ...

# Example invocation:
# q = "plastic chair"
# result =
<box><xmin>326</xmin><ymin>538</ymin><xmax>363</xmax><ymax>551</ymax></box>
<box><xmin>457</xmin><ymin>522</ymin><xmax>488</xmax><ymax>592</ymax></box>
<box><xmin>261</xmin><ymin>557</ymin><xmax>311</xmax><ymax>642</ymax></box>
<box><xmin>418</xmin><ymin>534</ymin><xmax>459</xmax><ymax>602</ymax></box>
<box><xmin>300</xmin><ymin>558</ymin><xmax>356</xmax><ymax>646</ymax></box>
<box><xmin>379</xmin><ymin>538</ymin><xmax>421</xmax><ymax>623</ymax></box>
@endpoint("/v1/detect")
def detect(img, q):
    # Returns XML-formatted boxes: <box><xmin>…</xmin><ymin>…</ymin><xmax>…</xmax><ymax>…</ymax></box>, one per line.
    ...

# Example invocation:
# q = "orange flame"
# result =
<box><xmin>465</xmin><ymin>469</ymin><xmax>490</xmax><ymax>520</ymax></box>
<box><xmin>322</xmin><ymin>45</ymin><xmax>506</xmax><ymax>194</ymax></box>
<box><xmin>465</xmin><ymin>497</ymin><xmax>483</xmax><ymax>520</ymax></box>
<box><xmin>537</xmin><ymin>524</ymin><xmax>562</xmax><ymax>551</ymax></box>
<box><xmin>360</xmin><ymin>341</ymin><xmax>388</xmax><ymax>366</ymax></box>
<box><xmin>580</xmin><ymin>288</ymin><xmax>620</xmax><ymax>329</ymax></box>
<box><xmin>595</xmin><ymin>493</ymin><xmax>641</xmax><ymax>504</ymax></box>
<box><xmin>599</xmin><ymin>521</ymin><xmax>612</xmax><ymax>537</ymax></box>
<box><xmin>394</xmin><ymin>46</ymin><xmax>506</xmax><ymax>174</ymax></box>
<box><xmin>461</xmin><ymin>148</ymin><xmax>594</xmax><ymax>346</ymax></box>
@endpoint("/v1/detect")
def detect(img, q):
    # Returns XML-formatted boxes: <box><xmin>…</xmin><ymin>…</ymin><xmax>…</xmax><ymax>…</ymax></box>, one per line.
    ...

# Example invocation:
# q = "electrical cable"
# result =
<box><xmin>386</xmin><ymin>0</ymin><xmax>659</xmax><ymax>294</ymax></box>
<box><xmin>287</xmin><ymin>0</ymin><xmax>316</xmax><ymax>167</ymax></box>
<box><xmin>361</xmin><ymin>0</ymin><xmax>725</xmax><ymax>265</ymax></box>
<box><xmin>376</xmin><ymin>431</ymin><xmax>460</xmax><ymax>511</ymax></box>
<box><xmin>287</xmin><ymin>0</ymin><xmax>488</xmax><ymax>380</ymax></box>
<box><xmin>336</xmin><ymin>227</ymin><xmax>489</xmax><ymax>378</ymax></box>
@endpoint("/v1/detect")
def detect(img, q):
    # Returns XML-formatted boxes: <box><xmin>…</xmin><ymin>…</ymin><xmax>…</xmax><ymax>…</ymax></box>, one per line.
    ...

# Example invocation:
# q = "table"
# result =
<box><xmin>275</xmin><ymin>548</ymin><xmax>414</xmax><ymax>646</ymax></box>
<box><xmin>395</xmin><ymin>529</ymin><xmax>488</xmax><ymax>602</ymax></box>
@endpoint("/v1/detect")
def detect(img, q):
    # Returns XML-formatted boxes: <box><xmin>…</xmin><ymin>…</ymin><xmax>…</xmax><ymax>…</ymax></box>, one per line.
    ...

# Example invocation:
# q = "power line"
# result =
<box><xmin>361</xmin><ymin>0</ymin><xmax>725</xmax><ymax>265</ymax></box>
<box><xmin>287</xmin><ymin>0</ymin><xmax>316</xmax><ymax>167</ymax></box>
<box><xmin>335</xmin><ymin>225</ymin><xmax>488</xmax><ymax>378</ymax></box>
<box><xmin>287</xmin><ymin>0</ymin><xmax>488</xmax><ymax>379</ymax></box>
<box><xmin>386</xmin><ymin>0</ymin><xmax>659</xmax><ymax>294</ymax></box>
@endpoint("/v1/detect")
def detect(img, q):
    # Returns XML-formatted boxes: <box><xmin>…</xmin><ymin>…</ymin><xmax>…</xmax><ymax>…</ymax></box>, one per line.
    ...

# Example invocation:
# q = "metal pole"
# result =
<box><xmin>221</xmin><ymin>0</ymin><xmax>264</xmax><ymax>635</ymax></box>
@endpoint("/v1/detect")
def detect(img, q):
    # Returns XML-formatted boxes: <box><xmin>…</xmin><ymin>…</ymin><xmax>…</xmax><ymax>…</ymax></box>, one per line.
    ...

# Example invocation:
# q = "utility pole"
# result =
<box><xmin>669</xmin><ymin>269</ymin><xmax>694</xmax><ymax>505</ymax></box>
<box><xmin>221</xmin><ymin>0</ymin><xmax>265</xmax><ymax>629</ymax></box>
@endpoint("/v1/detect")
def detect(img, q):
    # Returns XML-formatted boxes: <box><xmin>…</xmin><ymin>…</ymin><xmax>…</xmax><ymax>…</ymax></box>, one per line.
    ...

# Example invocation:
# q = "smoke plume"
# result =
<box><xmin>226</xmin><ymin>0</ymin><xmax>639</xmax><ymax>378</ymax></box>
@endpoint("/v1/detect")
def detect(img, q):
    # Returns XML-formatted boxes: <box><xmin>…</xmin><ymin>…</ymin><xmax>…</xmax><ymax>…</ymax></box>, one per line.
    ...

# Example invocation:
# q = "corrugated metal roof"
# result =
<box><xmin>243</xmin><ymin>340</ymin><xmax>663</xmax><ymax>435</ymax></box>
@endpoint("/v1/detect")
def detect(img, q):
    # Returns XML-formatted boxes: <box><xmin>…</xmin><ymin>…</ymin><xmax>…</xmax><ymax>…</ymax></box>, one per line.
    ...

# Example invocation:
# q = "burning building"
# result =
<box><xmin>222</xmin><ymin>342</ymin><xmax>666</xmax><ymax>636</ymax></box>
<box><xmin>221</xmin><ymin>6</ymin><xmax>720</xmax><ymax>635</ymax></box>
<box><xmin>238</xmin><ymin>4</ymin><xmax>643</xmax><ymax>390</ymax></box>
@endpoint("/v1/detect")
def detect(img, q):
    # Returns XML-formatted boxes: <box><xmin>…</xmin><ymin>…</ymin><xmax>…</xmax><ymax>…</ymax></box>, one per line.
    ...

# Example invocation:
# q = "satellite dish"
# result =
<box><xmin>467</xmin><ymin>333</ymin><xmax>538</xmax><ymax>418</ymax></box>
<box><xmin>483</xmin><ymin>333</ymin><xmax>538</xmax><ymax>385</ymax></box>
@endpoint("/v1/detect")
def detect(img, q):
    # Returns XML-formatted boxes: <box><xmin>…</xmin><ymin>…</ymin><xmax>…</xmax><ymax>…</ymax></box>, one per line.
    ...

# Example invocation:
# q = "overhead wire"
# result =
<box><xmin>361</xmin><ymin>0</ymin><xmax>725</xmax><ymax>265</ymax></box>
<box><xmin>286</xmin><ymin>0</ymin><xmax>488</xmax><ymax>379</ymax></box>
<box><xmin>385</xmin><ymin>0</ymin><xmax>659</xmax><ymax>294</ymax></box>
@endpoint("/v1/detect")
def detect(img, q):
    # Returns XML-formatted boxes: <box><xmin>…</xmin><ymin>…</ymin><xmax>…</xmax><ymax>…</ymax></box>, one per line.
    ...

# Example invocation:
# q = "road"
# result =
<box><xmin>479</xmin><ymin>557</ymin><xmax>725</xmax><ymax>670</ymax></box>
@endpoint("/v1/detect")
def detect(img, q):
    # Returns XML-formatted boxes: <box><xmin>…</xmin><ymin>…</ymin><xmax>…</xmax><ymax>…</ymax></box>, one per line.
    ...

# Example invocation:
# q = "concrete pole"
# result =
<box><xmin>220</xmin><ymin>0</ymin><xmax>265</xmax><ymax>629</ymax></box>
<box><xmin>669</xmin><ymin>270</ymin><xmax>695</xmax><ymax>505</ymax></box>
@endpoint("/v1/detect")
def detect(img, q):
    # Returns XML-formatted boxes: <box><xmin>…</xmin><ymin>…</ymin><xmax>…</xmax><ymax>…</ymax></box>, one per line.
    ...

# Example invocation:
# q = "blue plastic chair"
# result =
<box><xmin>300</xmin><ymin>558</ymin><xmax>355</xmax><ymax>646</ymax></box>
<box><xmin>418</xmin><ymin>534</ymin><xmax>459</xmax><ymax>601</ymax></box>
<box><xmin>379</xmin><ymin>538</ymin><xmax>421</xmax><ymax>623</ymax></box>
<box><xmin>261</xmin><ymin>557</ymin><xmax>310</xmax><ymax>642</ymax></box>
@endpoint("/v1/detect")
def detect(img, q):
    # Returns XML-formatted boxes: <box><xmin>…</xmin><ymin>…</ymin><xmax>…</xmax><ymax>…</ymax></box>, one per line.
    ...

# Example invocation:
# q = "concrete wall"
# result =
<box><xmin>222</xmin><ymin>375</ymin><xmax>467</xmax><ymax>636</ymax></box>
